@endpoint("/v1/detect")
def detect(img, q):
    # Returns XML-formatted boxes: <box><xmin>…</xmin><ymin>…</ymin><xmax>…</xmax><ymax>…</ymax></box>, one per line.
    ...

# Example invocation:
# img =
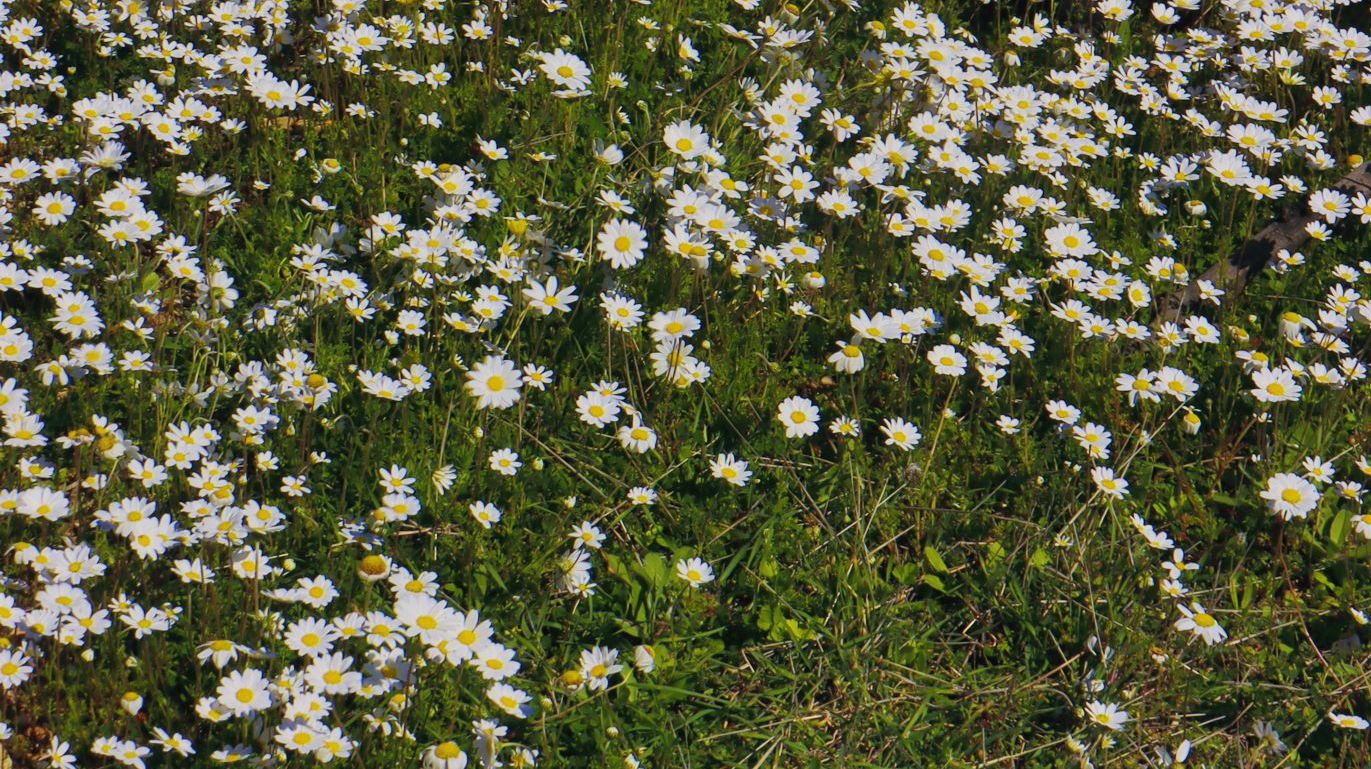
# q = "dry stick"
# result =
<box><xmin>1158</xmin><ymin>162</ymin><xmax>1371</xmax><ymax>321</ymax></box>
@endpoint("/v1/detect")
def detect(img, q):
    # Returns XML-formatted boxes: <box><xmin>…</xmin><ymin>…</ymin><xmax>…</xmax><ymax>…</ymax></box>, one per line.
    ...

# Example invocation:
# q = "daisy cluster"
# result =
<box><xmin>0</xmin><ymin>0</ymin><xmax>1370</xmax><ymax>766</ymax></box>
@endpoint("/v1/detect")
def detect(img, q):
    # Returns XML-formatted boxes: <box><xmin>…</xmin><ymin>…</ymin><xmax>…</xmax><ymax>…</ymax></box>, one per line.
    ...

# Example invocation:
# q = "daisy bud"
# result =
<box><xmin>121</xmin><ymin>691</ymin><xmax>143</xmax><ymax>715</ymax></box>
<box><xmin>633</xmin><ymin>645</ymin><xmax>655</xmax><ymax>674</ymax></box>
<box><xmin>1182</xmin><ymin>411</ymin><xmax>1201</xmax><ymax>434</ymax></box>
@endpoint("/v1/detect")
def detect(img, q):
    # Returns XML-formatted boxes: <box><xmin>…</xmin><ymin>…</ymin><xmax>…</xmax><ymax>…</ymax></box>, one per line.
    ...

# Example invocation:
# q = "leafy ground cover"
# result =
<box><xmin>2</xmin><ymin>0</ymin><xmax>1371</xmax><ymax>766</ymax></box>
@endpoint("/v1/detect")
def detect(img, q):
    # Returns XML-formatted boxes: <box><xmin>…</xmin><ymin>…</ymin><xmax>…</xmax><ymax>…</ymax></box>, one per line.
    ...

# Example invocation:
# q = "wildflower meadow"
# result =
<box><xmin>3</xmin><ymin>0</ymin><xmax>1371</xmax><ymax>765</ymax></box>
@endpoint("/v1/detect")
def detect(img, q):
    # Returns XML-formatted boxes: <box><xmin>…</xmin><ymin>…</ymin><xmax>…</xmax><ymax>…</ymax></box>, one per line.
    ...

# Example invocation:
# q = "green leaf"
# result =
<box><xmin>924</xmin><ymin>545</ymin><xmax>949</xmax><ymax>574</ymax></box>
<box><xmin>1328</xmin><ymin>509</ymin><xmax>1351</xmax><ymax>545</ymax></box>
<box><xmin>780</xmin><ymin>618</ymin><xmax>816</xmax><ymax>642</ymax></box>
<box><xmin>639</xmin><ymin>553</ymin><xmax>671</xmax><ymax>590</ymax></box>
<box><xmin>1312</xmin><ymin>570</ymin><xmax>1337</xmax><ymax>594</ymax></box>
<box><xmin>892</xmin><ymin>562</ymin><xmax>920</xmax><ymax>586</ymax></box>
<box><xmin>756</xmin><ymin>604</ymin><xmax>777</xmax><ymax>631</ymax></box>
<box><xmin>758</xmin><ymin>556</ymin><xmax>779</xmax><ymax>580</ymax></box>
<box><xmin>984</xmin><ymin>542</ymin><xmax>1007</xmax><ymax>571</ymax></box>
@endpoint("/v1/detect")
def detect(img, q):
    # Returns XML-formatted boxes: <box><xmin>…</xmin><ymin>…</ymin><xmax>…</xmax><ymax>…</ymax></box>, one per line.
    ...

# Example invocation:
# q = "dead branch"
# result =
<box><xmin>1159</xmin><ymin>161</ymin><xmax>1371</xmax><ymax>321</ymax></box>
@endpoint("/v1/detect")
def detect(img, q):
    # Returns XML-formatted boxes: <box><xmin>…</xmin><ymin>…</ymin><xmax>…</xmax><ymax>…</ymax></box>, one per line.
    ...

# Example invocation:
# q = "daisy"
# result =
<box><xmin>777</xmin><ymin>396</ymin><xmax>820</xmax><ymax>438</ymax></box>
<box><xmin>1260</xmin><ymin>473</ymin><xmax>1319</xmax><ymax>520</ymax></box>
<box><xmin>1091</xmin><ymin>467</ymin><xmax>1130</xmax><ymax>499</ymax></box>
<box><xmin>663</xmin><ymin>120</ymin><xmax>709</xmax><ymax>159</ymax></box>
<box><xmin>596</xmin><ymin>219</ymin><xmax>648</xmax><ymax>270</ymax></box>
<box><xmin>569</xmin><ymin>522</ymin><xmax>605</xmax><ymax>550</ymax></box>
<box><xmin>538</xmin><ymin>49</ymin><xmax>591</xmax><ymax>95</ymax></box>
<box><xmin>576</xmin><ymin>391</ymin><xmax>621</xmax><ymax>428</ymax></box>
<box><xmin>1044</xmin><ymin>222</ymin><xmax>1098</xmax><ymax>257</ymax></box>
<box><xmin>830</xmin><ymin>416</ymin><xmax>861</xmax><ymax>437</ymax></box>
<box><xmin>473</xmin><ymin>644</ymin><xmax>520</xmax><ymax>681</ymax></box>
<box><xmin>470</xmin><ymin>501</ymin><xmax>502</xmax><ymax>529</ymax></box>
<box><xmin>465</xmin><ymin>356</ymin><xmax>523</xmax><ymax>410</ymax></box>
<box><xmin>1329</xmin><ymin>711</ymin><xmax>1369</xmax><ymax>730</ymax></box>
<box><xmin>709</xmin><ymin>453</ymin><xmax>752</xmax><ymax>487</ymax></box>
<box><xmin>487</xmin><ymin>683</ymin><xmax>532</xmax><ymax>718</ymax></box>
<box><xmin>1045</xmin><ymin>400</ymin><xmax>1081</xmax><ymax>425</ymax></box>
<box><xmin>432</xmin><ymin>466</ymin><xmax>457</xmax><ymax>496</ymax></box>
<box><xmin>0</xmin><ymin>648</ymin><xmax>32</xmax><ymax>689</ymax></box>
<box><xmin>828</xmin><ymin>341</ymin><xmax>865</xmax><ymax>373</ymax></box>
<box><xmin>880</xmin><ymin>417</ymin><xmax>922</xmax><ymax>451</ymax></box>
<box><xmin>627</xmin><ymin>487</ymin><xmax>657</xmax><ymax>505</ymax></box>
<box><xmin>648</xmin><ymin>308</ymin><xmax>700</xmax><ymax>343</ymax></box>
<box><xmin>1254</xmin><ymin>721</ymin><xmax>1286</xmax><ymax>753</ymax></box>
<box><xmin>488</xmin><ymin>449</ymin><xmax>521</xmax><ymax>476</ymax></box>
<box><xmin>523</xmin><ymin>276</ymin><xmax>577</xmax><ymax>315</ymax></box>
<box><xmin>1084</xmin><ymin>700</ymin><xmax>1130</xmax><ymax>731</ymax></box>
<box><xmin>216</xmin><ymin>668</ymin><xmax>272</xmax><ymax>716</ymax></box>
<box><xmin>579</xmin><ymin>646</ymin><xmax>623</xmax><ymax>691</ymax></box>
<box><xmin>617</xmin><ymin>421</ymin><xmax>657</xmax><ymax>453</ymax></box>
<box><xmin>32</xmin><ymin>192</ymin><xmax>75</xmax><ymax>225</ymax></box>
<box><xmin>1174</xmin><ymin>602</ymin><xmax>1228</xmax><ymax>645</ymax></box>
<box><xmin>600</xmin><ymin>292</ymin><xmax>644</xmax><ymax>330</ymax></box>
<box><xmin>1250</xmin><ymin>367</ymin><xmax>1302</xmax><ymax>403</ymax></box>
<box><xmin>277</xmin><ymin>722</ymin><xmax>324</xmax><ymax>754</ymax></box>
<box><xmin>927</xmin><ymin>344</ymin><xmax>967</xmax><ymax>376</ymax></box>
<box><xmin>423</xmin><ymin>742</ymin><xmax>468</xmax><ymax>769</ymax></box>
<box><xmin>676</xmin><ymin>557</ymin><xmax>714</xmax><ymax>588</ymax></box>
